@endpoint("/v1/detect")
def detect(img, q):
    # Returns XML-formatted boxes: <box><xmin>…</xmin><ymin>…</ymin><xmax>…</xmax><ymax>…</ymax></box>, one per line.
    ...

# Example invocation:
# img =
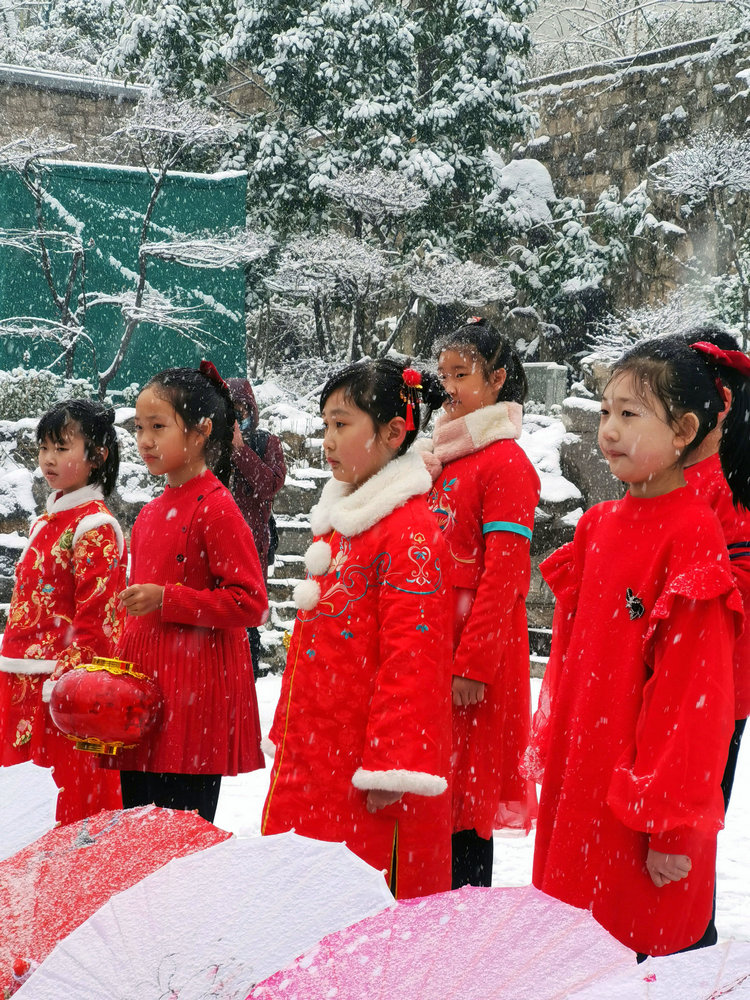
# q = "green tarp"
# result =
<box><xmin>0</xmin><ymin>161</ymin><xmax>247</xmax><ymax>390</ymax></box>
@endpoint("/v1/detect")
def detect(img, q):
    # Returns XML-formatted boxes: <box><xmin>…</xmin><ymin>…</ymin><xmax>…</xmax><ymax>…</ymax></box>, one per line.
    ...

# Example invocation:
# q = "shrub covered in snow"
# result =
<box><xmin>0</xmin><ymin>368</ymin><xmax>95</xmax><ymax>420</ymax></box>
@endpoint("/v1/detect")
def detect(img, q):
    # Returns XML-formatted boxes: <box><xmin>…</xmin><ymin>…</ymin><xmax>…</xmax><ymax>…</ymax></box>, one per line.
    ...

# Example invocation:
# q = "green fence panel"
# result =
<box><xmin>0</xmin><ymin>161</ymin><xmax>247</xmax><ymax>391</ymax></box>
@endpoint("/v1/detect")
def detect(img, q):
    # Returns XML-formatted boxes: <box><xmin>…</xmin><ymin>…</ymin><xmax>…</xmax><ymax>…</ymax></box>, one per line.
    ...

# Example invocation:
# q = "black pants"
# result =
<box><xmin>637</xmin><ymin>717</ymin><xmax>746</xmax><ymax>962</ymax></box>
<box><xmin>120</xmin><ymin>770</ymin><xmax>222</xmax><ymax>824</ymax></box>
<box><xmin>249</xmin><ymin>626</ymin><xmax>261</xmax><ymax>681</ymax></box>
<box><xmin>452</xmin><ymin>828</ymin><xmax>494</xmax><ymax>888</ymax></box>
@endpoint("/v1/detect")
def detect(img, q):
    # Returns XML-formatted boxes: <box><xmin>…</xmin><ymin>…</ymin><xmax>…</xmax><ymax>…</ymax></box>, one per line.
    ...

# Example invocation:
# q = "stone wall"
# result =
<box><xmin>519</xmin><ymin>34</ymin><xmax>750</xmax><ymax>206</ymax></box>
<box><xmin>0</xmin><ymin>63</ymin><xmax>146</xmax><ymax>160</ymax></box>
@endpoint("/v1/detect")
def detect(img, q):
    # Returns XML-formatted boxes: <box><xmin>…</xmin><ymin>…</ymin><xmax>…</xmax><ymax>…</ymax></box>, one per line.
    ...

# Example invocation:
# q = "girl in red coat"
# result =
<box><xmin>116</xmin><ymin>362</ymin><xmax>268</xmax><ymax>822</ymax></box>
<box><xmin>0</xmin><ymin>400</ymin><xmax>125</xmax><ymax>824</ymax></box>
<box><xmin>421</xmin><ymin>319</ymin><xmax>540</xmax><ymax>889</ymax></box>
<box><xmin>262</xmin><ymin>359</ymin><xmax>453</xmax><ymax>899</ymax></box>
<box><xmin>525</xmin><ymin>334</ymin><xmax>750</xmax><ymax>957</ymax></box>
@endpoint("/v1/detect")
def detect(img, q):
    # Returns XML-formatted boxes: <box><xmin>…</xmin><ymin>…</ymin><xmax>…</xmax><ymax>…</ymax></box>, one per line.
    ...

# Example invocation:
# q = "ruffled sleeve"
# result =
<box><xmin>607</xmin><ymin>562</ymin><xmax>740</xmax><ymax>840</ymax></box>
<box><xmin>521</xmin><ymin>541</ymin><xmax>579</xmax><ymax>783</ymax></box>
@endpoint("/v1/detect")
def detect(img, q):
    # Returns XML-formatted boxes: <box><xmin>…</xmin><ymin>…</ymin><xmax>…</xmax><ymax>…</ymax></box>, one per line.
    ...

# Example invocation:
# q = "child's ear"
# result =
<box><xmin>384</xmin><ymin>416</ymin><xmax>407</xmax><ymax>452</ymax></box>
<box><xmin>89</xmin><ymin>446</ymin><xmax>108</xmax><ymax>468</ymax></box>
<box><xmin>674</xmin><ymin>411</ymin><xmax>700</xmax><ymax>451</ymax></box>
<box><xmin>198</xmin><ymin>416</ymin><xmax>213</xmax><ymax>441</ymax></box>
<box><xmin>490</xmin><ymin>367</ymin><xmax>507</xmax><ymax>394</ymax></box>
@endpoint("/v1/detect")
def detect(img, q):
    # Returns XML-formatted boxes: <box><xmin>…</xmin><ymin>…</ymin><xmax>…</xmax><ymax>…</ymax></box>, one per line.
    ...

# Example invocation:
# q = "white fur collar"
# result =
<box><xmin>310</xmin><ymin>450</ymin><xmax>431</xmax><ymax>538</ymax></box>
<box><xmin>46</xmin><ymin>484</ymin><xmax>105</xmax><ymax>514</ymax></box>
<box><xmin>431</xmin><ymin>401</ymin><xmax>522</xmax><ymax>465</ymax></box>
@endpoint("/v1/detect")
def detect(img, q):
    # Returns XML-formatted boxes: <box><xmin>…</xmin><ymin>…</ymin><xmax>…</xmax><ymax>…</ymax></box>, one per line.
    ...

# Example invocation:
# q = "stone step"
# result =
<box><xmin>275</xmin><ymin>519</ymin><xmax>312</xmax><ymax>556</ymax></box>
<box><xmin>273</xmin><ymin>470</ymin><xmax>328</xmax><ymax>517</ymax></box>
<box><xmin>267</xmin><ymin>576</ymin><xmax>303</xmax><ymax>604</ymax></box>
<box><xmin>268</xmin><ymin>553</ymin><xmax>307</xmax><ymax>581</ymax></box>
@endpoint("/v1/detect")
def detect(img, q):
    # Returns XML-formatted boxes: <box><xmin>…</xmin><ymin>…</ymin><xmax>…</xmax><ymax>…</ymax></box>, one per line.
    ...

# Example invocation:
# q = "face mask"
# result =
<box><xmin>241</xmin><ymin>416</ymin><xmax>253</xmax><ymax>431</ymax></box>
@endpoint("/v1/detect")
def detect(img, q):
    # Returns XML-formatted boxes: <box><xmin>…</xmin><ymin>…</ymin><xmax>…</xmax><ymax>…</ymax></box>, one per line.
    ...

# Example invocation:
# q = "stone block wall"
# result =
<box><xmin>0</xmin><ymin>64</ymin><xmax>146</xmax><ymax>162</ymax></box>
<box><xmin>519</xmin><ymin>35</ymin><xmax>750</xmax><ymax>206</ymax></box>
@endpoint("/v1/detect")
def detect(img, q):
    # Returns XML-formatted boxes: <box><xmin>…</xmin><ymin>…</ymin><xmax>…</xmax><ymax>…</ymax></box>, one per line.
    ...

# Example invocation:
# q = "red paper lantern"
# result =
<box><xmin>49</xmin><ymin>657</ymin><xmax>162</xmax><ymax>755</ymax></box>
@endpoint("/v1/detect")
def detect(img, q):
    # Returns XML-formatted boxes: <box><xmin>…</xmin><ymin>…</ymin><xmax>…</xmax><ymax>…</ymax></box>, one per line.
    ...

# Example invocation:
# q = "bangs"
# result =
<box><xmin>36</xmin><ymin>408</ymin><xmax>78</xmax><ymax>445</ymax></box>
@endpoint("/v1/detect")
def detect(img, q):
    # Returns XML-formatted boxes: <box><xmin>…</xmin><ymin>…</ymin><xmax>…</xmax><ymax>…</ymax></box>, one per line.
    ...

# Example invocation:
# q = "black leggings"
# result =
<box><xmin>120</xmin><ymin>770</ymin><xmax>222</xmax><ymax>824</ymax></box>
<box><xmin>452</xmin><ymin>828</ymin><xmax>494</xmax><ymax>888</ymax></box>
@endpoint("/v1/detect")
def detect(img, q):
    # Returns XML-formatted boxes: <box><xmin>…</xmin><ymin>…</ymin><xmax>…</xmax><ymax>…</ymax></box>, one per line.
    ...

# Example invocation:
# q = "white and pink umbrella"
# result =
<box><xmin>249</xmin><ymin>884</ymin><xmax>633</xmax><ymax>1000</ymax></box>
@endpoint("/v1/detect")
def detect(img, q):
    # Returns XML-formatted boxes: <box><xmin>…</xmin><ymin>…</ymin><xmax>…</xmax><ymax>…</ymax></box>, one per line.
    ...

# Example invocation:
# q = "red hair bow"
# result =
<box><xmin>199</xmin><ymin>359</ymin><xmax>229</xmax><ymax>392</ymax></box>
<box><xmin>691</xmin><ymin>341</ymin><xmax>750</xmax><ymax>379</ymax></box>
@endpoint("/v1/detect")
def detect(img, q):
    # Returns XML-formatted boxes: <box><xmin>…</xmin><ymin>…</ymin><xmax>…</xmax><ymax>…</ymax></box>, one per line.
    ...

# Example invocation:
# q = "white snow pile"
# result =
<box><xmin>519</xmin><ymin>413</ymin><xmax>582</xmax><ymax>505</ymax></box>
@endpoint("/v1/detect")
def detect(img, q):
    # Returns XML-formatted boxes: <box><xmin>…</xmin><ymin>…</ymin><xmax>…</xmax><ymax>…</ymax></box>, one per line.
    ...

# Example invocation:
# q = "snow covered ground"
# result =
<box><xmin>1</xmin><ymin>674</ymin><xmax>748</xmax><ymax>965</ymax></box>
<box><xmin>216</xmin><ymin>675</ymin><xmax>750</xmax><ymax>944</ymax></box>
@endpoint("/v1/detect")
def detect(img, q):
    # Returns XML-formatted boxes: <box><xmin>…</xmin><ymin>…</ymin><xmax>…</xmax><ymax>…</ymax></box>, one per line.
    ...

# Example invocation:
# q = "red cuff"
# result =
<box><xmin>649</xmin><ymin>826</ymin><xmax>695</xmax><ymax>854</ymax></box>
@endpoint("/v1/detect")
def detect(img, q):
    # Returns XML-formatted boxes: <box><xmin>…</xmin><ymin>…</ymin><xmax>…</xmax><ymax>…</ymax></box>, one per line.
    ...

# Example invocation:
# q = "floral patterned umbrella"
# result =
<box><xmin>0</xmin><ymin>805</ymin><xmax>230</xmax><ymax>994</ymax></box>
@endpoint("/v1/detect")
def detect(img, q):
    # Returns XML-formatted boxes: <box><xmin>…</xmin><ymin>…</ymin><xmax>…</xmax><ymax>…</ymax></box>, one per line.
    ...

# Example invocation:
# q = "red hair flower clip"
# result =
<box><xmin>400</xmin><ymin>367</ymin><xmax>423</xmax><ymax>431</ymax></box>
<box><xmin>199</xmin><ymin>359</ymin><xmax>229</xmax><ymax>392</ymax></box>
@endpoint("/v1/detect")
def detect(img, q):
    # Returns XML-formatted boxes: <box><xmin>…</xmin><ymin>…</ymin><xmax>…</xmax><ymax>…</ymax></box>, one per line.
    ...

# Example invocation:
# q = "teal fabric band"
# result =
<box><xmin>482</xmin><ymin>520</ymin><xmax>532</xmax><ymax>540</ymax></box>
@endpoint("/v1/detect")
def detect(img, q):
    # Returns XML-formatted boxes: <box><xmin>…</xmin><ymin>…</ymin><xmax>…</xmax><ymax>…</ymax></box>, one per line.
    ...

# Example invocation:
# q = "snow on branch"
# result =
<box><xmin>141</xmin><ymin>229</ymin><xmax>275</xmax><ymax>269</ymax></box>
<box><xmin>403</xmin><ymin>248</ymin><xmax>515</xmax><ymax>307</ymax></box>
<box><xmin>86</xmin><ymin>289</ymin><xmax>223</xmax><ymax>343</ymax></box>
<box><xmin>586</xmin><ymin>289</ymin><xmax>715</xmax><ymax>364</ymax></box>
<box><xmin>106</xmin><ymin>95</ymin><xmax>237</xmax><ymax>163</ymax></box>
<box><xmin>320</xmin><ymin>166</ymin><xmax>429</xmax><ymax>222</ymax></box>
<box><xmin>650</xmin><ymin>129</ymin><xmax>750</xmax><ymax>205</ymax></box>
<box><xmin>0</xmin><ymin>228</ymin><xmax>84</xmax><ymax>255</ymax></box>
<box><xmin>0</xmin><ymin>133</ymin><xmax>76</xmax><ymax>172</ymax></box>
<box><xmin>266</xmin><ymin>232</ymin><xmax>391</xmax><ymax>301</ymax></box>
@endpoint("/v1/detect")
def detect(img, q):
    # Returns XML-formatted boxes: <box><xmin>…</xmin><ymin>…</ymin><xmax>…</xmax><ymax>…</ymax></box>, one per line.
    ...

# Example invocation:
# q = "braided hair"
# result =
<box><xmin>144</xmin><ymin>365</ymin><xmax>236</xmax><ymax>485</ymax></box>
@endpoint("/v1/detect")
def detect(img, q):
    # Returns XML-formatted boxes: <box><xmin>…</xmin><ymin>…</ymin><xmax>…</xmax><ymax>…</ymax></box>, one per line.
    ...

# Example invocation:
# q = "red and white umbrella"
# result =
<box><xmin>0</xmin><ymin>805</ymin><xmax>230</xmax><ymax>994</ymax></box>
<box><xmin>249</xmin><ymin>884</ymin><xmax>633</xmax><ymax>1000</ymax></box>
<box><xmin>14</xmin><ymin>832</ymin><xmax>395</xmax><ymax>1000</ymax></box>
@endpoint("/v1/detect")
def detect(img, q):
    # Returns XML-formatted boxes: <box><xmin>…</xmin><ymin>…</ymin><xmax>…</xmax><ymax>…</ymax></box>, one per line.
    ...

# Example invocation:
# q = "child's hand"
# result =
<box><xmin>366</xmin><ymin>789</ymin><xmax>403</xmax><ymax>813</ymax></box>
<box><xmin>119</xmin><ymin>584</ymin><xmax>164</xmax><ymax>616</ymax></box>
<box><xmin>646</xmin><ymin>849</ymin><xmax>692</xmax><ymax>887</ymax></box>
<box><xmin>232</xmin><ymin>421</ymin><xmax>244</xmax><ymax>450</ymax></box>
<box><xmin>452</xmin><ymin>676</ymin><xmax>486</xmax><ymax>707</ymax></box>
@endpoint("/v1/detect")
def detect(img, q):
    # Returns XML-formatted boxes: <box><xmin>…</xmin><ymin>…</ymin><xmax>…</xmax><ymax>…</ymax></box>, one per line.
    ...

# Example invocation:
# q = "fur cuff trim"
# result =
<box><xmin>261</xmin><ymin>736</ymin><xmax>276</xmax><ymax>759</ymax></box>
<box><xmin>304</xmin><ymin>540</ymin><xmax>333</xmax><ymax>576</ymax></box>
<box><xmin>41</xmin><ymin>679</ymin><xmax>56</xmax><ymax>704</ymax></box>
<box><xmin>294</xmin><ymin>578</ymin><xmax>321</xmax><ymax>610</ymax></box>
<box><xmin>432</xmin><ymin>401</ymin><xmax>523</xmax><ymax>465</ymax></box>
<box><xmin>311</xmin><ymin>451</ymin><xmax>431</xmax><ymax>538</ymax></box>
<box><xmin>46</xmin><ymin>484</ymin><xmax>105</xmax><ymax>514</ymax></box>
<box><xmin>352</xmin><ymin>767</ymin><xmax>448</xmax><ymax>797</ymax></box>
<box><xmin>73</xmin><ymin>513</ymin><xmax>125</xmax><ymax>558</ymax></box>
<box><xmin>0</xmin><ymin>656</ymin><xmax>56</xmax><ymax>675</ymax></box>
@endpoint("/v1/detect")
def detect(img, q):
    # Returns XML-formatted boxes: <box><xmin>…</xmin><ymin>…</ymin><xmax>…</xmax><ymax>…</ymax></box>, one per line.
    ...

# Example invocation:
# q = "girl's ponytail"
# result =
<box><xmin>198</xmin><ymin>361</ymin><xmax>236</xmax><ymax>486</ymax></box>
<box><xmin>687</xmin><ymin>328</ymin><xmax>750</xmax><ymax>510</ymax></box>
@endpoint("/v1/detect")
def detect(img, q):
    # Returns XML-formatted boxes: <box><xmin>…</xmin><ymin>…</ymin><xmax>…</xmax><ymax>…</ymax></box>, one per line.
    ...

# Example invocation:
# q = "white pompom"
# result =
<box><xmin>294</xmin><ymin>578</ymin><xmax>321</xmax><ymax>610</ymax></box>
<box><xmin>304</xmin><ymin>540</ymin><xmax>332</xmax><ymax>576</ymax></box>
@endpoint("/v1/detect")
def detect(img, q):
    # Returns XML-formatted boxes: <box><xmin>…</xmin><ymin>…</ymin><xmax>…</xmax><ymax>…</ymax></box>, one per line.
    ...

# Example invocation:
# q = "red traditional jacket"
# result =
<box><xmin>424</xmin><ymin>402</ymin><xmax>540</xmax><ymax>838</ymax></box>
<box><xmin>114</xmin><ymin>470</ymin><xmax>267</xmax><ymax>775</ymax></box>
<box><xmin>525</xmin><ymin>488</ymin><xmax>738</xmax><ymax>955</ymax></box>
<box><xmin>262</xmin><ymin>450</ymin><xmax>453</xmax><ymax>899</ymax></box>
<box><xmin>0</xmin><ymin>484</ymin><xmax>126</xmax><ymax>767</ymax></box>
<box><xmin>685</xmin><ymin>452</ymin><xmax>750</xmax><ymax>719</ymax></box>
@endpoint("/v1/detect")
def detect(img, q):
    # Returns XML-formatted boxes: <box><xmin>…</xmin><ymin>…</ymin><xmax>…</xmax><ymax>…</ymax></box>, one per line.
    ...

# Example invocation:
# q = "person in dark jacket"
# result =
<box><xmin>227</xmin><ymin>378</ymin><xmax>286</xmax><ymax>677</ymax></box>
